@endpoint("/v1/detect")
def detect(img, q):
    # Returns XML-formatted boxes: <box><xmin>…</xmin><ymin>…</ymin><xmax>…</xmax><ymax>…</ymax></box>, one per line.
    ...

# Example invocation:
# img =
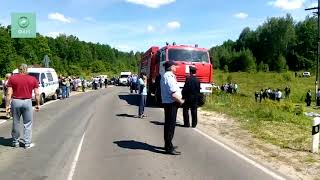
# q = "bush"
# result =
<box><xmin>294</xmin><ymin>105</ymin><xmax>304</xmax><ymax>115</ymax></box>
<box><xmin>282</xmin><ymin>72</ymin><xmax>293</xmax><ymax>82</ymax></box>
<box><xmin>274</xmin><ymin>54</ymin><xmax>287</xmax><ymax>72</ymax></box>
<box><xmin>223</xmin><ymin>65</ymin><xmax>229</xmax><ymax>72</ymax></box>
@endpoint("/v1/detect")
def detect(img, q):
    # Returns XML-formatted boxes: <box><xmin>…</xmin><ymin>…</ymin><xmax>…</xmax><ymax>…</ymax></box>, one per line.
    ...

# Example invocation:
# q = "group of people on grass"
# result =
<box><xmin>254</xmin><ymin>87</ymin><xmax>291</xmax><ymax>103</ymax></box>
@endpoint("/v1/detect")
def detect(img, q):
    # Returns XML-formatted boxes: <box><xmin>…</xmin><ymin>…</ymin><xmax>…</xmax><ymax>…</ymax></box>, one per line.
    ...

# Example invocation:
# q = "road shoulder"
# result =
<box><xmin>180</xmin><ymin>109</ymin><xmax>320</xmax><ymax>180</ymax></box>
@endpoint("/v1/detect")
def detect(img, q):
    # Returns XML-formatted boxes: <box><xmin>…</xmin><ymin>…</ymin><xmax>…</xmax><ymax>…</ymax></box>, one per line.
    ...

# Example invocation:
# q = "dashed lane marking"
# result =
<box><xmin>67</xmin><ymin>132</ymin><xmax>86</xmax><ymax>180</ymax></box>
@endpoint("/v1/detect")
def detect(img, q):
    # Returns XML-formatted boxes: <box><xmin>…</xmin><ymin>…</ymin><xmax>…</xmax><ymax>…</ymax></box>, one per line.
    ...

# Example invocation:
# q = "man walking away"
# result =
<box><xmin>161</xmin><ymin>61</ymin><xmax>184</xmax><ymax>155</ymax></box>
<box><xmin>182</xmin><ymin>66</ymin><xmax>200</xmax><ymax>128</ymax></box>
<box><xmin>6</xmin><ymin>64</ymin><xmax>40</xmax><ymax>149</ymax></box>
<box><xmin>138</xmin><ymin>73</ymin><xmax>147</xmax><ymax>118</ymax></box>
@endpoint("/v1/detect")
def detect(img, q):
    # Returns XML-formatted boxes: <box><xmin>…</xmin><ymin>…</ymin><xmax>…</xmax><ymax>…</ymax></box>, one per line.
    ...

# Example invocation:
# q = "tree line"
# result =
<box><xmin>0</xmin><ymin>25</ymin><xmax>142</xmax><ymax>77</ymax></box>
<box><xmin>0</xmin><ymin>13</ymin><xmax>318</xmax><ymax>77</ymax></box>
<box><xmin>210</xmin><ymin>14</ymin><xmax>318</xmax><ymax>73</ymax></box>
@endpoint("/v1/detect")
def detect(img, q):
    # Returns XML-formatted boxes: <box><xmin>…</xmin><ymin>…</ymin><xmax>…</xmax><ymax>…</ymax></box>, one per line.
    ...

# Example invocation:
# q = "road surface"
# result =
<box><xmin>0</xmin><ymin>87</ymin><xmax>287</xmax><ymax>180</ymax></box>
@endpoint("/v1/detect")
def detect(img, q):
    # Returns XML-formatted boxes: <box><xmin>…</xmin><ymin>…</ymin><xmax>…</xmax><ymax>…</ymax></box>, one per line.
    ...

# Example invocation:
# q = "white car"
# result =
<box><xmin>303</xmin><ymin>72</ymin><xmax>311</xmax><ymax>77</ymax></box>
<box><xmin>13</xmin><ymin>68</ymin><xmax>59</xmax><ymax>105</ymax></box>
<box><xmin>119</xmin><ymin>72</ymin><xmax>132</xmax><ymax>86</ymax></box>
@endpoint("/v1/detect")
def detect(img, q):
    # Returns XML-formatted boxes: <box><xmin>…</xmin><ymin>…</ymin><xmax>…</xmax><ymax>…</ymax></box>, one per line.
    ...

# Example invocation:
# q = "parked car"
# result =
<box><xmin>12</xmin><ymin>68</ymin><xmax>59</xmax><ymax>105</ymax></box>
<box><xmin>303</xmin><ymin>72</ymin><xmax>311</xmax><ymax>77</ymax></box>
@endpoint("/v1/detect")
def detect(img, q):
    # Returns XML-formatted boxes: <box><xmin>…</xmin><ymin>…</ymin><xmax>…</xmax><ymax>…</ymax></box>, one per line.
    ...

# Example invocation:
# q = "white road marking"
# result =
<box><xmin>176</xmin><ymin>114</ymin><xmax>286</xmax><ymax>180</ymax></box>
<box><xmin>67</xmin><ymin>132</ymin><xmax>86</xmax><ymax>180</ymax></box>
<box><xmin>40</xmin><ymin>99</ymin><xmax>59</xmax><ymax>107</ymax></box>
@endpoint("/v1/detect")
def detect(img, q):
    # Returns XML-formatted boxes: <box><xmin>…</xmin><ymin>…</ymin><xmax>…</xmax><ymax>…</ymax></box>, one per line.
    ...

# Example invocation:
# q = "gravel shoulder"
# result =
<box><xmin>191</xmin><ymin>109</ymin><xmax>320</xmax><ymax>180</ymax></box>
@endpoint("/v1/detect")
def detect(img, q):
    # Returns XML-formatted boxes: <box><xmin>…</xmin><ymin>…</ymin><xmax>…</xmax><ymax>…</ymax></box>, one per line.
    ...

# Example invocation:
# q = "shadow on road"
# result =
<box><xmin>0</xmin><ymin>137</ymin><xmax>13</xmax><ymax>147</ymax></box>
<box><xmin>118</xmin><ymin>94</ymin><xmax>161</xmax><ymax>108</ymax></box>
<box><xmin>118</xmin><ymin>94</ymin><xmax>139</xmax><ymax>106</ymax></box>
<box><xmin>113</xmin><ymin>140</ymin><xmax>166</xmax><ymax>154</ymax></box>
<box><xmin>150</xmin><ymin>121</ymin><xmax>186</xmax><ymax>128</ymax></box>
<box><xmin>116</xmin><ymin>114</ymin><xmax>138</xmax><ymax>118</ymax></box>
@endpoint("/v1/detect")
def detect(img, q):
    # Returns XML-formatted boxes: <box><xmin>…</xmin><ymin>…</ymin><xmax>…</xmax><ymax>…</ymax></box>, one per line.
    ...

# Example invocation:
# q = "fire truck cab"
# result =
<box><xmin>139</xmin><ymin>44</ymin><xmax>213</xmax><ymax>104</ymax></box>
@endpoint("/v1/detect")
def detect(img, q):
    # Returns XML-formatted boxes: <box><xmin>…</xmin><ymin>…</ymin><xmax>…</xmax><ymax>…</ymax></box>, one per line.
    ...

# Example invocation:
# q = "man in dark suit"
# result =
<box><xmin>182</xmin><ymin>66</ymin><xmax>201</xmax><ymax>128</ymax></box>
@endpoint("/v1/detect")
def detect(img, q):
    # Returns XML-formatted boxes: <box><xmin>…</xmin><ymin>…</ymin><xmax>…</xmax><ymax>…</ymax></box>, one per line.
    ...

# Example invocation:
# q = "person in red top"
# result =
<box><xmin>6</xmin><ymin>64</ymin><xmax>40</xmax><ymax>149</ymax></box>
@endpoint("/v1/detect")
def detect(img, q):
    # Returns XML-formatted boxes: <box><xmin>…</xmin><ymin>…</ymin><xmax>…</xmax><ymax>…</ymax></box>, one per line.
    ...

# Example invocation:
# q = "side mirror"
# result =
<box><xmin>210</xmin><ymin>57</ymin><xmax>213</xmax><ymax>64</ymax></box>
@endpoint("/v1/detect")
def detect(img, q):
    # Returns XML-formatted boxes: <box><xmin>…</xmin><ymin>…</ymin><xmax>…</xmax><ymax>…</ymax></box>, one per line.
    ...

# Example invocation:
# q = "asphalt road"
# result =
<box><xmin>0</xmin><ymin>87</ymin><xmax>287</xmax><ymax>180</ymax></box>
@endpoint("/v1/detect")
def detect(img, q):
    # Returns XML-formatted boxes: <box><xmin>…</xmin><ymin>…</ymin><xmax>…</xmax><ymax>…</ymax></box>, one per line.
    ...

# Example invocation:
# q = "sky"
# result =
<box><xmin>0</xmin><ymin>0</ymin><xmax>317</xmax><ymax>52</ymax></box>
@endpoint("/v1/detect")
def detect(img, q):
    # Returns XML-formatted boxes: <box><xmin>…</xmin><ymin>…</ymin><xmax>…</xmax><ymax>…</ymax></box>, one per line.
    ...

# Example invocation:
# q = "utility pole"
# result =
<box><xmin>306</xmin><ymin>0</ymin><xmax>320</xmax><ymax>100</ymax></box>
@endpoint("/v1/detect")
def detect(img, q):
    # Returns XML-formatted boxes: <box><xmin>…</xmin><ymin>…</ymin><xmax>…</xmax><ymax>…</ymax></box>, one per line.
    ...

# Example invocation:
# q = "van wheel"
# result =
<box><xmin>40</xmin><ymin>94</ymin><xmax>45</xmax><ymax>105</ymax></box>
<box><xmin>52</xmin><ymin>92</ymin><xmax>58</xmax><ymax>100</ymax></box>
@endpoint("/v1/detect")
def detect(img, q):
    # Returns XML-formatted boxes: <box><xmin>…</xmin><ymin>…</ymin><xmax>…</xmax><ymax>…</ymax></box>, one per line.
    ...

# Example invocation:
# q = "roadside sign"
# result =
<box><xmin>11</xmin><ymin>13</ymin><xmax>36</xmax><ymax>38</ymax></box>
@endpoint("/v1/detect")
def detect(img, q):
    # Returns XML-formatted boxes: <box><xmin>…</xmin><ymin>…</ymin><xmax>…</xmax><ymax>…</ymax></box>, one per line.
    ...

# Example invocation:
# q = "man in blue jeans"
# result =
<box><xmin>138</xmin><ymin>73</ymin><xmax>147</xmax><ymax>118</ymax></box>
<box><xmin>6</xmin><ymin>64</ymin><xmax>40</xmax><ymax>149</ymax></box>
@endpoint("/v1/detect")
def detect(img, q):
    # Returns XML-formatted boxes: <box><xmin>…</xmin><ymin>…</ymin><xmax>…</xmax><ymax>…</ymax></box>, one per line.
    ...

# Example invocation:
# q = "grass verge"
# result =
<box><xmin>204</xmin><ymin>70</ymin><xmax>315</xmax><ymax>152</ymax></box>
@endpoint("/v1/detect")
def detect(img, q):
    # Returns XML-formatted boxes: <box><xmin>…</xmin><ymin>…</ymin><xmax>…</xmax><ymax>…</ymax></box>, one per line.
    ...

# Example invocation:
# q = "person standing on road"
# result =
<box><xmin>6</xmin><ymin>64</ymin><xmax>40</xmax><ymax>149</ymax></box>
<box><xmin>317</xmin><ymin>88</ymin><xmax>320</xmax><ymax>106</ymax></box>
<box><xmin>66</xmin><ymin>77</ymin><xmax>71</xmax><ymax>98</ymax></box>
<box><xmin>61</xmin><ymin>77</ymin><xmax>67</xmax><ymax>99</ymax></box>
<box><xmin>182</xmin><ymin>66</ymin><xmax>200</xmax><ymax>128</ymax></box>
<box><xmin>104</xmin><ymin>76</ymin><xmax>108</xmax><ymax>88</ymax></box>
<box><xmin>138</xmin><ymin>73</ymin><xmax>147</xmax><ymax>118</ymax></box>
<box><xmin>4</xmin><ymin>73</ymin><xmax>12</xmax><ymax>119</ymax></box>
<box><xmin>306</xmin><ymin>90</ymin><xmax>312</xmax><ymax>107</ymax></box>
<box><xmin>160</xmin><ymin>61</ymin><xmax>184</xmax><ymax>155</ymax></box>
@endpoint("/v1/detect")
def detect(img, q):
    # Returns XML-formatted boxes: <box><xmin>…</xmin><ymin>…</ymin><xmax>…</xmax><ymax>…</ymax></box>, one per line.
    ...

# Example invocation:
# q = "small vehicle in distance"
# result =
<box><xmin>303</xmin><ymin>72</ymin><xmax>311</xmax><ymax>77</ymax></box>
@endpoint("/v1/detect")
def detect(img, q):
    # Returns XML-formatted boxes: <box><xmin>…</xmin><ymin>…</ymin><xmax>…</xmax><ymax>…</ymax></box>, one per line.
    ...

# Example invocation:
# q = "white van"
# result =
<box><xmin>13</xmin><ymin>68</ymin><xmax>59</xmax><ymax>105</ymax></box>
<box><xmin>119</xmin><ymin>72</ymin><xmax>132</xmax><ymax>86</ymax></box>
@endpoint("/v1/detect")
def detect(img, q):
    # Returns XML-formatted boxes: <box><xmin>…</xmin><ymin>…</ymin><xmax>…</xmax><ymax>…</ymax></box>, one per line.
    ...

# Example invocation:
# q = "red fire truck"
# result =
<box><xmin>139</xmin><ymin>43</ymin><xmax>213</xmax><ymax>103</ymax></box>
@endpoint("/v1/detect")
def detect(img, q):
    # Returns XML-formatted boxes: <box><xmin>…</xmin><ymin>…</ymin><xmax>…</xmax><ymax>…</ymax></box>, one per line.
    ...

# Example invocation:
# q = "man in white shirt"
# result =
<box><xmin>160</xmin><ymin>61</ymin><xmax>184</xmax><ymax>155</ymax></box>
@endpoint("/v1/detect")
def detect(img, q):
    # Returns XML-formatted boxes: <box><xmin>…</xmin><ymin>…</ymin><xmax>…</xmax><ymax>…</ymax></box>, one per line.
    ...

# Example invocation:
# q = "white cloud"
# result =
<box><xmin>48</xmin><ymin>12</ymin><xmax>73</xmax><ymax>23</ymax></box>
<box><xmin>167</xmin><ymin>21</ymin><xmax>181</xmax><ymax>29</ymax></box>
<box><xmin>147</xmin><ymin>25</ymin><xmax>155</xmax><ymax>32</ymax></box>
<box><xmin>46</xmin><ymin>32</ymin><xmax>64</xmax><ymax>38</ymax></box>
<box><xmin>234</xmin><ymin>12</ymin><xmax>248</xmax><ymax>20</ymax></box>
<box><xmin>125</xmin><ymin>0</ymin><xmax>175</xmax><ymax>8</ymax></box>
<box><xmin>268</xmin><ymin>0</ymin><xmax>305</xmax><ymax>10</ymax></box>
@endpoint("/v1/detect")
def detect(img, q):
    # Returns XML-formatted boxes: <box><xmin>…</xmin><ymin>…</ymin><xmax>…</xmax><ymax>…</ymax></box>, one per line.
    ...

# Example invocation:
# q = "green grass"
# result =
<box><xmin>204</xmin><ymin>70</ymin><xmax>315</xmax><ymax>151</ymax></box>
<box><xmin>0</xmin><ymin>92</ymin><xmax>2</xmax><ymax>106</ymax></box>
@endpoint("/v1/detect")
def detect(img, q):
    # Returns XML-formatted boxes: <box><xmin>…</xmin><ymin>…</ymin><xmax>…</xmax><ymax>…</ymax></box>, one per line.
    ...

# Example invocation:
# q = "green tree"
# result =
<box><xmin>274</xmin><ymin>54</ymin><xmax>287</xmax><ymax>72</ymax></box>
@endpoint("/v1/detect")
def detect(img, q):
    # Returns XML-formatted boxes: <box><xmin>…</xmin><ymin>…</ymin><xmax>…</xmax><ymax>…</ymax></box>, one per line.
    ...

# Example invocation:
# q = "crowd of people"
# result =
<box><xmin>57</xmin><ymin>76</ymin><xmax>109</xmax><ymax>99</ymax></box>
<box><xmin>127</xmin><ymin>74</ymin><xmax>139</xmax><ymax>93</ymax></box>
<box><xmin>219</xmin><ymin>83</ymin><xmax>238</xmax><ymax>94</ymax></box>
<box><xmin>304</xmin><ymin>88</ymin><xmax>320</xmax><ymax>107</ymax></box>
<box><xmin>254</xmin><ymin>87</ymin><xmax>291</xmax><ymax>103</ymax></box>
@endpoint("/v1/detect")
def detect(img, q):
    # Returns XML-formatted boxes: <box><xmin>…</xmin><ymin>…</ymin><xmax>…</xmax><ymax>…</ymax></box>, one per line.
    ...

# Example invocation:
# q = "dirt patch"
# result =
<box><xmin>193</xmin><ymin>109</ymin><xmax>320</xmax><ymax>180</ymax></box>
